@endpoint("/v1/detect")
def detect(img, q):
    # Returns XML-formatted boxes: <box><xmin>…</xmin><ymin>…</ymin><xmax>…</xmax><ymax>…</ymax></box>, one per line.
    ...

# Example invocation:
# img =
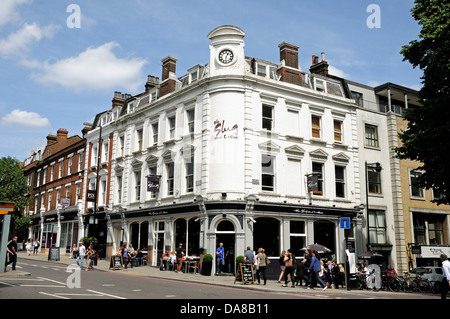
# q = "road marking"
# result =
<box><xmin>0</xmin><ymin>281</ymin><xmax>15</xmax><ymax>287</ymax></box>
<box><xmin>86</xmin><ymin>289</ymin><xmax>126</xmax><ymax>299</ymax></box>
<box><xmin>102</xmin><ymin>284</ymin><xmax>115</xmax><ymax>287</ymax></box>
<box><xmin>37</xmin><ymin>276</ymin><xmax>66</xmax><ymax>286</ymax></box>
<box><xmin>21</xmin><ymin>285</ymin><xmax>66</xmax><ymax>288</ymax></box>
<box><xmin>39</xmin><ymin>292</ymin><xmax>70</xmax><ymax>299</ymax></box>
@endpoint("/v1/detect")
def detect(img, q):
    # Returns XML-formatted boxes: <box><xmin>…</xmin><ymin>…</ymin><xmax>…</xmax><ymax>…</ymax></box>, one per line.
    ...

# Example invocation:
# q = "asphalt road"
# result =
<box><xmin>0</xmin><ymin>259</ymin><xmax>438</xmax><ymax>311</ymax></box>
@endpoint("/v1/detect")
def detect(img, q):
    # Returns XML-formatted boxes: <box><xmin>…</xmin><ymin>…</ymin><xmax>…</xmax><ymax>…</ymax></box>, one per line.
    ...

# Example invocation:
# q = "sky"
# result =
<box><xmin>0</xmin><ymin>0</ymin><xmax>423</xmax><ymax>161</ymax></box>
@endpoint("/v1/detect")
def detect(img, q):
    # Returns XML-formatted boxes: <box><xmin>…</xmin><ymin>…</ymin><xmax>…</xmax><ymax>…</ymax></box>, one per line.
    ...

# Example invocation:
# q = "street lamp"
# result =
<box><xmin>365</xmin><ymin>161</ymin><xmax>382</xmax><ymax>250</ymax></box>
<box><xmin>83</xmin><ymin>122</ymin><xmax>102</xmax><ymax>251</ymax></box>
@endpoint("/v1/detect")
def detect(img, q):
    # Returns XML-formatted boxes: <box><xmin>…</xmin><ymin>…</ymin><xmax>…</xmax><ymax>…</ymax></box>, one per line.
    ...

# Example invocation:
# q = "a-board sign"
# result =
<box><xmin>109</xmin><ymin>255</ymin><xmax>123</xmax><ymax>270</ymax></box>
<box><xmin>48</xmin><ymin>247</ymin><xmax>60</xmax><ymax>261</ymax></box>
<box><xmin>234</xmin><ymin>263</ymin><xmax>255</xmax><ymax>285</ymax></box>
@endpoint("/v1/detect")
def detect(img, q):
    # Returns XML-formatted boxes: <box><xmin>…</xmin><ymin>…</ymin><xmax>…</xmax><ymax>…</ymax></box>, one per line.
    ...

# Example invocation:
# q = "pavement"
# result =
<box><xmin>0</xmin><ymin>251</ymin><xmax>415</xmax><ymax>297</ymax></box>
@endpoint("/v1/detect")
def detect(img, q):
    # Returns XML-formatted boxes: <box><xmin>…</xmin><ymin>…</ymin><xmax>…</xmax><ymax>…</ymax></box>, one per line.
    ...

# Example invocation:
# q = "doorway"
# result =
<box><xmin>215</xmin><ymin>219</ymin><xmax>235</xmax><ymax>274</ymax></box>
<box><xmin>216</xmin><ymin>233</ymin><xmax>235</xmax><ymax>274</ymax></box>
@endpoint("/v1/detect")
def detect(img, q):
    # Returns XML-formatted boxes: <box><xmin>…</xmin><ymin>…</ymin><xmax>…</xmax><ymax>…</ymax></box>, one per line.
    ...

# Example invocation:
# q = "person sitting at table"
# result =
<box><xmin>161</xmin><ymin>250</ymin><xmax>170</xmax><ymax>269</ymax></box>
<box><xmin>135</xmin><ymin>249</ymin><xmax>144</xmax><ymax>266</ymax></box>
<box><xmin>169</xmin><ymin>251</ymin><xmax>176</xmax><ymax>270</ymax></box>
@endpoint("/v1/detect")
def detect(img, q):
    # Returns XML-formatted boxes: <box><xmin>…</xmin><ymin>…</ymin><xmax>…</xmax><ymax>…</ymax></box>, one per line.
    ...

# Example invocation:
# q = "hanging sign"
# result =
<box><xmin>307</xmin><ymin>174</ymin><xmax>319</xmax><ymax>192</ymax></box>
<box><xmin>147</xmin><ymin>175</ymin><xmax>160</xmax><ymax>192</ymax></box>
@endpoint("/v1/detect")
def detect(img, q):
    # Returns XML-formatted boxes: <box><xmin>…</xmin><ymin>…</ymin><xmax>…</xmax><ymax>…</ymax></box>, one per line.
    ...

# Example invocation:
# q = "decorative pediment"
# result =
<box><xmin>162</xmin><ymin>149</ymin><xmax>176</xmax><ymax>162</ymax></box>
<box><xmin>114</xmin><ymin>164</ymin><xmax>124</xmax><ymax>174</ymax></box>
<box><xmin>332</xmin><ymin>152</ymin><xmax>350</xmax><ymax>164</ymax></box>
<box><xmin>131</xmin><ymin>159</ymin><xmax>143</xmax><ymax>169</ymax></box>
<box><xmin>309</xmin><ymin>148</ymin><xmax>328</xmax><ymax>160</ymax></box>
<box><xmin>285</xmin><ymin>145</ymin><xmax>305</xmax><ymax>160</ymax></box>
<box><xmin>258</xmin><ymin>140</ymin><xmax>281</xmax><ymax>153</ymax></box>
<box><xmin>181</xmin><ymin>144</ymin><xmax>196</xmax><ymax>159</ymax></box>
<box><xmin>145</xmin><ymin>155</ymin><xmax>159</xmax><ymax>165</ymax></box>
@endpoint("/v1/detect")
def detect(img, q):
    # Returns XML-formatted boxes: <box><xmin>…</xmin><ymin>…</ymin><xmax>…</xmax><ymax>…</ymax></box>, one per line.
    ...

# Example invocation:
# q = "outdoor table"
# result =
<box><xmin>183</xmin><ymin>258</ymin><xmax>200</xmax><ymax>273</ymax></box>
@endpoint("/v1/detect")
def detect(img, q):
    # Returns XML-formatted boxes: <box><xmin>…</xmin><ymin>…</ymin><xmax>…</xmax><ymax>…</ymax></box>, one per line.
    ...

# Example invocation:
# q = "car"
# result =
<box><xmin>410</xmin><ymin>266</ymin><xmax>445</xmax><ymax>293</ymax></box>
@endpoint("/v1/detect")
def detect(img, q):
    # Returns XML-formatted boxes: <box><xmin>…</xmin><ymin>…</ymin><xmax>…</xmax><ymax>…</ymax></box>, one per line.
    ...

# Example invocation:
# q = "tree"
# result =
<box><xmin>0</xmin><ymin>156</ymin><xmax>30</xmax><ymax>238</ymax></box>
<box><xmin>398</xmin><ymin>0</ymin><xmax>450</xmax><ymax>205</ymax></box>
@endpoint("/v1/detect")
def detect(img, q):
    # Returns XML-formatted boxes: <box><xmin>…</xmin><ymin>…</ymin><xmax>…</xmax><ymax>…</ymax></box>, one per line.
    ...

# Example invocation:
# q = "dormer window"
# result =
<box><xmin>128</xmin><ymin>102</ymin><xmax>134</xmax><ymax>113</ymax></box>
<box><xmin>315</xmin><ymin>79</ymin><xmax>325</xmax><ymax>92</ymax></box>
<box><xmin>257</xmin><ymin>63</ymin><xmax>267</xmax><ymax>77</ymax></box>
<box><xmin>191</xmin><ymin>70</ymin><xmax>198</xmax><ymax>82</ymax></box>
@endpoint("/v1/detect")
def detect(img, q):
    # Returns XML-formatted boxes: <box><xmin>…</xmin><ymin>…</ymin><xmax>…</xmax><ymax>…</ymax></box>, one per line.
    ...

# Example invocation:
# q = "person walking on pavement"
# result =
<box><xmin>5</xmin><ymin>236</ymin><xmax>18</xmax><ymax>271</ymax></box>
<box><xmin>76</xmin><ymin>241</ymin><xmax>85</xmax><ymax>270</ymax></box>
<box><xmin>256</xmin><ymin>248</ymin><xmax>268</xmax><ymax>285</ymax></box>
<box><xmin>440</xmin><ymin>254</ymin><xmax>450</xmax><ymax>300</ymax></box>
<box><xmin>33</xmin><ymin>238</ymin><xmax>40</xmax><ymax>255</ymax></box>
<box><xmin>307</xmin><ymin>250</ymin><xmax>327</xmax><ymax>290</ymax></box>
<box><xmin>282</xmin><ymin>249</ymin><xmax>295</xmax><ymax>288</ymax></box>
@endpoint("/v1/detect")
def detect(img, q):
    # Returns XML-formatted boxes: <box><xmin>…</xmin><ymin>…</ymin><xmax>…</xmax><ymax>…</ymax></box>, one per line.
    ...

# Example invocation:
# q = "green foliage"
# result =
<box><xmin>202</xmin><ymin>253</ymin><xmax>213</xmax><ymax>262</ymax></box>
<box><xmin>0</xmin><ymin>156</ymin><xmax>30</xmax><ymax>212</ymax></box>
<box><xmin>80</xmin><ymin>237</ymin><xmax>98</xmax><ymax>246</ymax></box>
<box><xmin>235</xmin><ymin>255</ymin><xmax>244</xmax><ymax>264</ymax></box>
<box><xmin>398</xmin><ymin>0</ymin><xmax>450</xmax><ymax>205</ymax></box>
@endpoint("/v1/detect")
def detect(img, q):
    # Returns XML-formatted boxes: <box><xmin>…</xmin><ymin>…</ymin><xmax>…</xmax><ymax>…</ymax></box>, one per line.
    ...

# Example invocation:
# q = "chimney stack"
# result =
<box><xmin>145</xmin><ymin>75</ymin><xmax>160</xmax><ymax>92</ymax></box>
<box><xmin>46</xmin><ymin>133</ymin><xmax>57</xmax><ymax>146</ymax></box>
<box><xmin>277</xmin><ymin>42</ymin><xmax>302</xmax><ymax>86</ymax></box>
<box><xmin>159</xmin><ymin>56</ymin><xmax>178</xmax><ymax>97</ymax></box>
<box><xmin>56</xmin><ymin>128</ymin><xmax>68</xmax><ymax>143</ymax></box>
<box><xmin>112</xmin><ymin>91</ymin><xmax>127</xmax><ymax>108</ymax></box>
<box><xmin>310</xmin><ymin>52</ymin><xmax>329</xmax><ymax>76</ymax></box>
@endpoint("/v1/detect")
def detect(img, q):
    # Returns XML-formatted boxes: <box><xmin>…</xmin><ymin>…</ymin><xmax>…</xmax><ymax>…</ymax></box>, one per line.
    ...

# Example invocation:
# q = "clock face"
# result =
<box><xmin>218</xmin><ymin>49</ymin><xmax>234</xmax><ymax>64</ymax></box>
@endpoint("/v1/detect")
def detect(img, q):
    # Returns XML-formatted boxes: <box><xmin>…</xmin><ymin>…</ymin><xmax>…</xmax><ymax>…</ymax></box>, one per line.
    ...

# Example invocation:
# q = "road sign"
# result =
<box><xmin>340</xmin><ymin>217</ymin><xmax>351</xmax><ymax>229</ymax></box>
<box><xmin>0</xmin><ymin>202</ymin><xmax>14</xmax><ymax>215</ymax></box>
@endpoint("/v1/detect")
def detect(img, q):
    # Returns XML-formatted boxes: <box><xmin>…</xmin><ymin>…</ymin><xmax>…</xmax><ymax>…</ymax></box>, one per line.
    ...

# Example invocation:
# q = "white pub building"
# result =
<box><xmin>84</xmin><ymin>25</ymin><xmax>376</xmax><ymax>274</ymax></box>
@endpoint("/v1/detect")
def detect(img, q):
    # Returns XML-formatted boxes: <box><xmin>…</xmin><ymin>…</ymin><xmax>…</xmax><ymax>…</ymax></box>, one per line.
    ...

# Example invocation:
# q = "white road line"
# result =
<box><xmin>20</xmin><ymin>285</ymin><xmax>65</xmax><ymax>288</ymax></box>
<box><xmin>37</xmin><ymin>276</ymin><xmax>66</xmax><ymax>286</ymax></box>
<box><xmin>39</xmin><ymin>292</ymin><xmax>70</xmax><ymax>299</ymax></box>
<box><xmin>0</xmin><ymin>281</ymin><xmax>15</xmax><ymax>287</ymax></box>
<box><xmin>86</xmin><ymin>289</ymin><xmax>126</xmax><ymax>299</ymax></box>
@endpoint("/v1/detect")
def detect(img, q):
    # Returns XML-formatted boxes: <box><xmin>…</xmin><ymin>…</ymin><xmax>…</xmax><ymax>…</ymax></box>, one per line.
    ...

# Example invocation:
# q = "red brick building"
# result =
<box><xmin>22</xmin><ymin>128</ymin><xmax>87</xmax><ymax>254</ymax></box>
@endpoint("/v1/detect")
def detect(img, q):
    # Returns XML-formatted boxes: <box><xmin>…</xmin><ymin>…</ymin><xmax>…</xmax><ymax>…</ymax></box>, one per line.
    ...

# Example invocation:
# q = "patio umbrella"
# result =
<box><xmin>358</xmin><ymin>251</ymin><xmax>384</xmax><ymax>259</ymax></box>
<box><xmin>300</xmin><ymin>244</ymin><xmax>333</xmax><ymax>255</ymax></box>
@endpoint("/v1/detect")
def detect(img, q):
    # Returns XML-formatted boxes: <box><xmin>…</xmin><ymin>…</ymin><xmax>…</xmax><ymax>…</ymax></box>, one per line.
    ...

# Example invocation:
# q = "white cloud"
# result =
<box><xmin>328</xmin><ymin>65</ymin><xmax>350</xmax><ymax>79</ymax></box>
<box><xmin>0</xmin><ymin>0</ymin><xmax>32</xmax><ymax>27</ymax></box>
<box><xmin>2</xmin><ymin>109</ymin><xmax>50</xmax><ymax>127</ymax></box>
<box><xmin>0</xmin><ymin>22</ymin><xmax>59</xmax><ymax>56</ymax></box>
<box><xmin>28</xmin><ymin>42</ymin><xmax>147</xmax><ymax>92</ymax></box>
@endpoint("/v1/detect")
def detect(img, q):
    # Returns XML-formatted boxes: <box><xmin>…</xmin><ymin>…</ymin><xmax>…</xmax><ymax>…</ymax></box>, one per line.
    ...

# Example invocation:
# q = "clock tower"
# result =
<box><xmin>207</xmin><ymin>25</ymin><xmax>246</xmax><ymax>77</ymax></box>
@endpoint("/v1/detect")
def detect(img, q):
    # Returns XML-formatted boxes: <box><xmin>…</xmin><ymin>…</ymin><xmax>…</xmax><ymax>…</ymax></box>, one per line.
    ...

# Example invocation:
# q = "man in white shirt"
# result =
<box><xmin>440</xmin><ymin>254</ymin><xmax>450</xmax><ymax>300</ymax></box>
<box><xmin>77</xmin><ymin>242</ymin><xmax>86</xmax><ymax>270</ymax></box>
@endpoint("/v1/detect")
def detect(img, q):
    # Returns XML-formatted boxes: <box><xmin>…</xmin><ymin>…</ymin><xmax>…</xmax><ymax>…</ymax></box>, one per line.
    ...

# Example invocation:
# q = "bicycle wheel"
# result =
<box><xmin>389</xmin><ymin>277</ymin><xmax>401</xmax><ymax>292</ymax></box>
<box><xmin>417</xmin><ymin>279</ymin><xmax>431</xmax><ymax>294</ymax></box>
<box><xmin>431</xmin><ymin>281</ymin><xmax>441</xmax><ymax>294</ymax></box>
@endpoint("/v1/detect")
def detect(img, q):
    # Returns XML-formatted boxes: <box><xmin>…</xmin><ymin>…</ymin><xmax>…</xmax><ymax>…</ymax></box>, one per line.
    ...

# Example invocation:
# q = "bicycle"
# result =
<box><xmin>400</xmin><ymin>272</ymin><xmax>419</xmax><ymax>292</ymax></box>
<box><xmin>414</xmin><ymin>275</ymin><xmax>432</xmax><ymax>294</ymax></box>
<box><xmin>356</xmin><ymin>270</ymin><xmax>380</xmax><ymax>291</ymax></box>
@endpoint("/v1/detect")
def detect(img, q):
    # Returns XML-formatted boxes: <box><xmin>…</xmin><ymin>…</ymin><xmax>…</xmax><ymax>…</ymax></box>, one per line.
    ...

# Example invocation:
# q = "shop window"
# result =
<box><xmin>290</xmin><ymin>221</ymin><xmax>306</xmax><ymax>255</ymax></box>
<box><xmin>253</xmin><ymin>217</ymin><xmax>280</xmax><ymax>257</ymax></box>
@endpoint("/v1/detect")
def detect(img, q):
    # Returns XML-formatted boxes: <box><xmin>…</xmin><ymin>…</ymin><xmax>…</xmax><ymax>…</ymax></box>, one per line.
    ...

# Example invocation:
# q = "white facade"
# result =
<box><xmin>84</xmin><ymin>25</ymin><xmax>372</xmax><ymax>273</ymax></box>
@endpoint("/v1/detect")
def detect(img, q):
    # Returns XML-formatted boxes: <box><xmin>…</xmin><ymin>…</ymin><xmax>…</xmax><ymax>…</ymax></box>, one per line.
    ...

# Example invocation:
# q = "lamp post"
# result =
<box><xmin>365</xmin><ymin>161</ymin><xmax>382</xmax><ymax>251</ymax></box>
<box><xmin>84</xmin><ymin>122</ymin><xmax>102</xmax><ymax>253</ymax></box>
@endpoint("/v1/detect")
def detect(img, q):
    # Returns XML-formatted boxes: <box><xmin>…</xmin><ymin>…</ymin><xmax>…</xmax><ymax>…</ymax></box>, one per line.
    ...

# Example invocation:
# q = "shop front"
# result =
<box><xmin>29</xmin><ymin>206</ymin><xmax>82</xmax><ymax>256</ymax></box>
<box><xmin>104</xmin><ymin>197</ymin><xmax>363</xmax><ymax>276</ymax></box>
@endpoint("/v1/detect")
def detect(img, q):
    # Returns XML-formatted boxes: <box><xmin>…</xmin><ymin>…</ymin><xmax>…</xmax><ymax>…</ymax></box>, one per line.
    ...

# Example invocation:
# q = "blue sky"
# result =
<box><xmin>0</xmin><ymin>0</ymin><xmax>423</xmax><ymax>161</ymax></box>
